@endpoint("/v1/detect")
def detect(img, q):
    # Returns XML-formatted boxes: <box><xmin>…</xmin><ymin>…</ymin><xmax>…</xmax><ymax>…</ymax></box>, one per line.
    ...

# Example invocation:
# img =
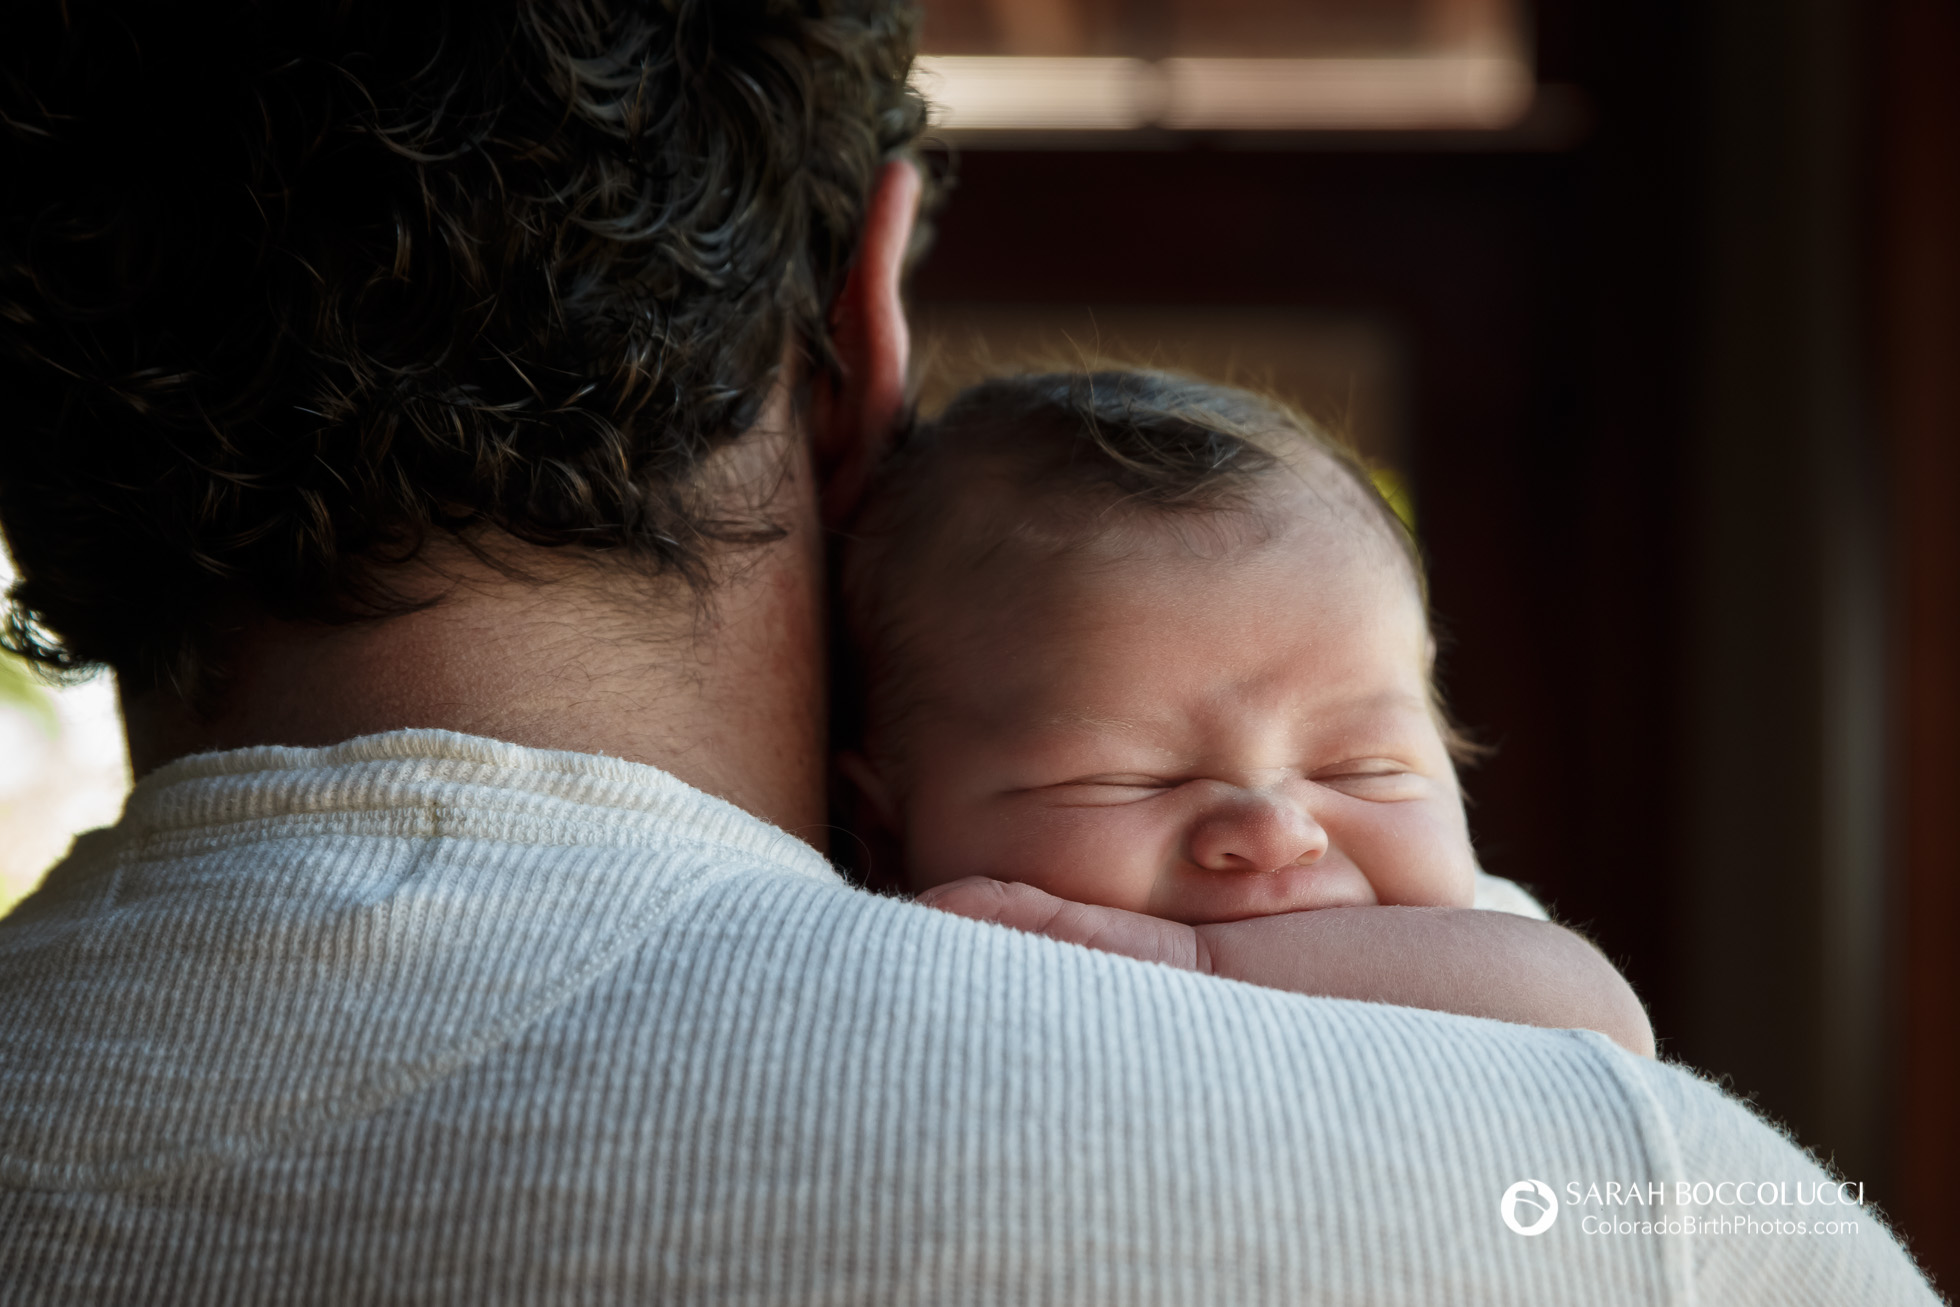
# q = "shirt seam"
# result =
<box><xmin>1587</xmin><ymin>1036</ymin><xmax>1701</xmax><ymax>1307</ymax></box>
<box><xmin>109</xmin><ymin>806</ymin><xmax>809</xmax><ymax>865</ymax></box>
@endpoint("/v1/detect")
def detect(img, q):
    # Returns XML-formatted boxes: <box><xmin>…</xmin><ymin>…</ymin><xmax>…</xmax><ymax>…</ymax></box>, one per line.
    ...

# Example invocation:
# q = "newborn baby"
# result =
<box><xmin>839</xmin><ymin>370</ymin><xmax>1652</xmax><ymax>1055</ymax></box>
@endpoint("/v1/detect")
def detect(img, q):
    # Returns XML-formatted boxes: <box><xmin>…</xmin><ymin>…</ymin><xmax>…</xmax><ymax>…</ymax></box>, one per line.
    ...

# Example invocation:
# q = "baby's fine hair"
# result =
<box><xmin>841</xmin><ymin>369</ymin><xmax>1469</xmax><ymax>762</ymax></box>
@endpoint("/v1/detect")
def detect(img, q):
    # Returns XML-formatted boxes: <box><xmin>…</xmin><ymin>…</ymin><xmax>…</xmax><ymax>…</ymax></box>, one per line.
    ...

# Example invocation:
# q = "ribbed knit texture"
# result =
<box><xmin>0</xmin><ymin>730</ymin><xmax>1935</xmax><ymax>1304</ymax></box>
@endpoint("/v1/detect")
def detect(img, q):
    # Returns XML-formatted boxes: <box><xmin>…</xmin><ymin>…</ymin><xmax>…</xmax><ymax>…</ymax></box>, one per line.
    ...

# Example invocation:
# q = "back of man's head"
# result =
<box><xmin>0</xmin><ymin>0</ymin><xmax>925</xmax><ymax>698</ymax></box>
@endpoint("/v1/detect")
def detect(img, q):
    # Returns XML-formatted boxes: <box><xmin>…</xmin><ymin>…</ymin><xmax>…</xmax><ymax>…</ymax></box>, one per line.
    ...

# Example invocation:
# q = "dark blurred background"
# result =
<box><xmin>904</xmin><ymin>0</ymin><xmax>1960</xmax><ymax>1286</ymax></box>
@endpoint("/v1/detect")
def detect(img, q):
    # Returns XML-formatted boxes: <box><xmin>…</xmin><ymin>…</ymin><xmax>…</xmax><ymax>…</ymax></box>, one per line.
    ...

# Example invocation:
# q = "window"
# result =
<box><xmin>915</xmin><ymin>0</ymin><xmax>1532</xmax><ymax>133</ymax></box>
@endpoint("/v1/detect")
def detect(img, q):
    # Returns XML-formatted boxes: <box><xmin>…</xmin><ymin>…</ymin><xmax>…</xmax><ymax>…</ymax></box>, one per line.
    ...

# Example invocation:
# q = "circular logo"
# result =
<box><xmin>1500</xmin><ymin>1179</ymin><xmax>1559</xmax><ymax>1236</ymax></box>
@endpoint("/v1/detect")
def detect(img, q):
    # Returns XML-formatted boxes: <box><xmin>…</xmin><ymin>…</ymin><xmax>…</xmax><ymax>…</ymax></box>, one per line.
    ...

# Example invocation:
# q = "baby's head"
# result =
<box><xmin>840</xmin><ymin>370</ymin><xmax>1479</xmax><ymax>924</ymax></box>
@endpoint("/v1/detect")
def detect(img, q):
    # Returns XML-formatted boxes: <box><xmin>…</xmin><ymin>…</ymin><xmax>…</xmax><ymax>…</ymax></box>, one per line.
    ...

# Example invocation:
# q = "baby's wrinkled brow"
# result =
<box><xmin>1024</xmin><ymin>714</ymin><xmax>1197</xmax><ymax>757</ymax></box>
<box><xmin>1038</xmin><ymin>712</ymin><xmax>1155</xmax><ymax>735</ymax></box>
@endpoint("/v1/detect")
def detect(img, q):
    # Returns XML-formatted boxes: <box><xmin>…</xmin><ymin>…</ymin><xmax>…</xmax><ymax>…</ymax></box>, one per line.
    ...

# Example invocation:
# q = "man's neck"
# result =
<box><xmin>120</xmin><ymin>418</ymin><xmax>830</xmax><ymax>848</ymax></box>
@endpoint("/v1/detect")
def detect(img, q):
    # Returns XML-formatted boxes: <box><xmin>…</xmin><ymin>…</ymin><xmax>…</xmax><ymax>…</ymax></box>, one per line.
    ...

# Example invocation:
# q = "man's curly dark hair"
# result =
<box><xmin>0</xmin><ymin>0</ymin><xmax>927</xmax><ymax>697</ymax></box>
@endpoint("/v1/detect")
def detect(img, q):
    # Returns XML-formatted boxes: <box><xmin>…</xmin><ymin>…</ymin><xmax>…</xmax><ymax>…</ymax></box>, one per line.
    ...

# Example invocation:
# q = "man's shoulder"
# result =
<box><xmin>585</xmin><ymin>869</ymin><xmax>1649</xmax><ymax>1115</ymax></box>
<box><xmin>4</xmin><ymin>850</ymin><xmax>1935</xmax><ymax>1304</ymax></box>
<box><xmin>419</xmin><ymin>877</ymin><xmax>1929</xmax><ymax>1302</ymax></box>
<box><xmin>1600</xmin><ymin>1057</ymin><xmax>1935</xmax><ymax>1300</ymax></box>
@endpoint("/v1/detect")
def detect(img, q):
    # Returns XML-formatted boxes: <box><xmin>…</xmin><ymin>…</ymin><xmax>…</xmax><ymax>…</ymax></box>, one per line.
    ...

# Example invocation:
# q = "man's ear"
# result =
<box><xmin>813</xmin><ymin>158</ymin><xmax>921</xmax><ymax>528</ymax></box>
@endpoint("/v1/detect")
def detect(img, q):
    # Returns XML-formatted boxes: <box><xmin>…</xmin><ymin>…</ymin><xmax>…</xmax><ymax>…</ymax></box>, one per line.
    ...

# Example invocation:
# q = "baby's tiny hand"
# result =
<box><xmin>916</xmin><ymin>876</ymin><xmax>1210</xmax><ymax>971</ymax></box>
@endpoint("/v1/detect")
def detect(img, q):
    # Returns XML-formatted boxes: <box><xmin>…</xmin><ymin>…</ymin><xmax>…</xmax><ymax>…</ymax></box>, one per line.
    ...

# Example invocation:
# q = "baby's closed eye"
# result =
<box><xmin>1039</xmin><ymin>775</ymin><xmax>1183</xmax><ymax>805</ymax></box>
<box><xmin>1309</xmin><ymin>761</ymin><xmax>1429</xmax><ymax>801</ymax></box>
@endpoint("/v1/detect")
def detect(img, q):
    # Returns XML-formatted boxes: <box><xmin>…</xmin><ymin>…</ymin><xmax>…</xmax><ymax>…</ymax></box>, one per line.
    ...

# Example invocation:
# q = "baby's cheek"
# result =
<box><xmin>907</xmin><ymin>798</ymin><xmax>1165</xmax><ymax>912</ymax></box>
<box><xmin>898</xmin><ymin>803</ymin><xmax>1002</xmax><ymax>892</ymax></box>
<box><xmin>895</xmin><ymin>765</ymin><xmax>1034</xmax><ymax>890</ymax></box>
<box><xmin>1344</xmin><ymin>798</ymin><xmax>1479</xmax><ymax>908</ymax></box>
<box><xmin>983</xmin><ymin>805</ymin><xmax>1171</xmax><ymax>913</ymax></box>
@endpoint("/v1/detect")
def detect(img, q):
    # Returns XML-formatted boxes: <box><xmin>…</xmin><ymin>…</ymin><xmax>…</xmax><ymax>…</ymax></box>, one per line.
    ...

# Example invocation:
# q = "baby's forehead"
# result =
<box><xmin>909</xmin><ymin>516</ymin><xmax>1438</xmax><ymax>754</ymax></box>
<box><xmin>929</xmin><ymin>452</ymin><xmax>1415</xmax><ymax>602</ymax></box>
<box><xmin>898</xmin><ymin>510</ymin><xmax>1424</xmax><ymax>702</ymax></box>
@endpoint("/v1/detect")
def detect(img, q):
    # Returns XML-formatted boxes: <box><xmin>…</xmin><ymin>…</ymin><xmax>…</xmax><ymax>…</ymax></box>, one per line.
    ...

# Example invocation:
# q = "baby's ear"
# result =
<box><xmin>836</xmin><ymin>750</ymin><xmax>899</xmax><ymax>834</ymax></box>
<box><xmin>834</xmin><ymin>751</ymin><xmax>909</xmax><ymax>894</ymax></box>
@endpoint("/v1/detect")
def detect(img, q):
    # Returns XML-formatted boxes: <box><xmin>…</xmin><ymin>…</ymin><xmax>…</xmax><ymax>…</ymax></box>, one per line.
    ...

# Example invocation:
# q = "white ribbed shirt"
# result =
<box><xmin>0</xmin><ymin>730</ymin><xmax>1935</xmax><ymax>1304</ymax></box>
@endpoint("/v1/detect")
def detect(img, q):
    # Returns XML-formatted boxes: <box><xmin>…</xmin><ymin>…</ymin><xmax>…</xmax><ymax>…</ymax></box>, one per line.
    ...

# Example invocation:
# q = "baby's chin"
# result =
<box><xmin>1147</xmin><ymin>861</ymin><xmax>1384</xmax><ymax>926</ymax></box>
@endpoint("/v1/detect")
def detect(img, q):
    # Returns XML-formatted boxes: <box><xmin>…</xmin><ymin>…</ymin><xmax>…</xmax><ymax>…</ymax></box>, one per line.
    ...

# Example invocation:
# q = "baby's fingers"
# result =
<box><xmin>917</xmin><ymin>877</ymin><xmax>1202</xmax><ymax>970</ymax></box>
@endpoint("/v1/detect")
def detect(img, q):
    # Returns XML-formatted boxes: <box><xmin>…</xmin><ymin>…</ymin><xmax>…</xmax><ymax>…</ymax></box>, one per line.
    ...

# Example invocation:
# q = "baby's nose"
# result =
<box><xmin>1186</xmin><ymin>792</ymin><xmax>1328</xmax><ymax>875</ymax></box>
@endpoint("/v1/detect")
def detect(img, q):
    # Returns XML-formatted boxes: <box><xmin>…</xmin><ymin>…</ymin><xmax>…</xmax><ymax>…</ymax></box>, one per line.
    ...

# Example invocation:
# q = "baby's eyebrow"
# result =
<box><xmin>1030</xmin><ymin>691</ymin><xmax>1433</xmax><ymax>745</ymax></box>
<box><xmin>1039</xmin><ymin>711</ymin><xmax>1145</xmax><ymax>732</ymax></box>
<box><xmin>1034</xmin><ymin>712</ymin><xmax>1182</xmax><ymax>745</ymax></box>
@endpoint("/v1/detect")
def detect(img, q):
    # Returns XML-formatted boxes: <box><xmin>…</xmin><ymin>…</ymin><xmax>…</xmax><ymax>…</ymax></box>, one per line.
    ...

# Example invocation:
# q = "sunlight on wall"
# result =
<box><xmin>0</xmin><ymin>546</ymin><xmax>132</xmax><ymax>917</ymax></box>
